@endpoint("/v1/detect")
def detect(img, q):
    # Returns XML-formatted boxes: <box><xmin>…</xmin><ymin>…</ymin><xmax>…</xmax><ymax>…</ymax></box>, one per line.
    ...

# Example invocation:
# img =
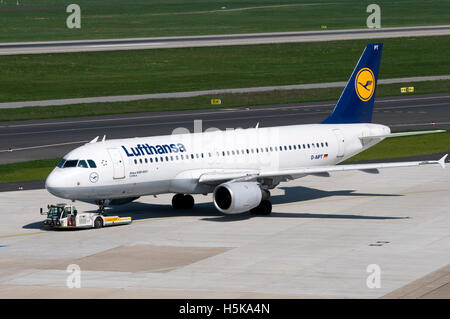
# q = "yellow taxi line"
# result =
<box><xmin>0</xmin><ymin>231</ymin><xmax>47</xmax><ymax>239</ymax></box>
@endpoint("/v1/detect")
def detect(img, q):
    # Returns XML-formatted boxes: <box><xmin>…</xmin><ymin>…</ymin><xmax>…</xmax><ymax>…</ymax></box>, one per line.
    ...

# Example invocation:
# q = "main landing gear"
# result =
<box><xmin>172</xmin><ymin>194</ymin><xmax>195</xmax><ymax>210</ymax></box>
<box><xmin>250</xmin><ymin>199</ymin><xmax>272</xmax><ymax>215</ymax></box>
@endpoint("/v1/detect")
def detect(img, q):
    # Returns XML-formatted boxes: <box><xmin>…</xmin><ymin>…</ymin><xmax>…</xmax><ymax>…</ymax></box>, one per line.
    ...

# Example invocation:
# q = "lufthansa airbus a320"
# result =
<box><xmin>45</xmin><ymin>43</ymin><xmax>447</xmax><ymax>215</ymax></box>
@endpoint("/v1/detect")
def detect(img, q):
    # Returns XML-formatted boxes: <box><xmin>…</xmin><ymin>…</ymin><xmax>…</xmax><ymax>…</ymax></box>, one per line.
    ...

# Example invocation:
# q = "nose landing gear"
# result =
<box><xmin>96</xmin><ymin>200</ymin><xmax>106</xmax><ymax>215</ymax></box>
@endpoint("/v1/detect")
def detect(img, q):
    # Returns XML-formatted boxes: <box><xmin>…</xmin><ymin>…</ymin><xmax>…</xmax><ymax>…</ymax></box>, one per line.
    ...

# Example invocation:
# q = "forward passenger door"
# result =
<box><xmin>107</xmin><ymin>148</ymin><xmax>126</xmax><ymax>179</ymax></box>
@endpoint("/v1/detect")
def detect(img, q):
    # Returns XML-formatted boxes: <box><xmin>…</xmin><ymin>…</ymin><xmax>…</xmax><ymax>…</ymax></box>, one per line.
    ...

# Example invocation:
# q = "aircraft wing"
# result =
<box><xmin>198</xmin><ymin>154</ymin><xmax>447</xmax><ymax>184</ymax></box>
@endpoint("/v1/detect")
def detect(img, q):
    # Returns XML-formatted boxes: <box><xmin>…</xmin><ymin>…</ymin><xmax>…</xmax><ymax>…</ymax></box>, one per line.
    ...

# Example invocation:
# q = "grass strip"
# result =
<box><xmin>0</xmin><ymin>158</ymin><xmax>60</xmax><ymax>183</ymax></box>
<box><xmin>0</xmin><ymin>0</ymin><xmax>449</xmax><ymax>42</ymax></box>
<box><xmin>1</xmin><ymin>36</ymin><xmax>449</xmax><ymax>102</ymax></box>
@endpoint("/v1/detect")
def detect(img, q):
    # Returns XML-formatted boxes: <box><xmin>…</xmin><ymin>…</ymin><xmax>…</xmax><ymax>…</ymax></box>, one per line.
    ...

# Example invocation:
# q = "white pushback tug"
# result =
<box><xmin>41</xmin><ymin>203</ymin><xmax>132</xmax><ymax>229</ymax></box>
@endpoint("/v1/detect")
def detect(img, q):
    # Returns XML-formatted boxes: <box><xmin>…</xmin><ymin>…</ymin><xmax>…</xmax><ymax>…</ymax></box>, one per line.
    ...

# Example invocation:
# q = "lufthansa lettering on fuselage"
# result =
<box><xmin>121</xmin><ymin>143</ymin><xmax>186</xmax><ymax>157</ymax></box>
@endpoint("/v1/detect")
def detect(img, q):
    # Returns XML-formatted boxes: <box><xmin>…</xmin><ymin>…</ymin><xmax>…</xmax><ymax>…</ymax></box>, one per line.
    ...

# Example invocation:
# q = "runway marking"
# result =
<box><xmin>377</xmin><ymin>102</ymin><xmax>449</xmax><ymax>111</ymax></box>
<box><xmin>0</xmin><ymin>140</ymin><xmax>88</xmax><ymax>153</ymax></box>
<box><xmin>390</xmin><ymin>121</ymin><xmax>450</xmax><ymax>127</ymax></box>
<box><xmin>146</xmin><ymin>3</ymin><xmax>333</xmax><ymax>16</ymax></box>
<box><xmin>1</xmin><ymin>94</ymin><xmax>449</xmax><ymax>129</ymax></box>
<box><xmin>0</xmin><ymin>103</ymin><xmax>337</xmax><ymax>129</ymax></box>
<box><xmin>88</xmin><ymin>43</ymin><xmax>164</xmax><ymax>48</ymax></box>
<box><xmin>375</xmin><ymin>94</ymin><xmax>450</xmax><ymax>104</ymax></box>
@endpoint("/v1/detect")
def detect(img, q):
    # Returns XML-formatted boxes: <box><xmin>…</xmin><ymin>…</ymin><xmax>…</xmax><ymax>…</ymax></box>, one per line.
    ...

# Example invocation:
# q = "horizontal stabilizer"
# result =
<box><xmin>360</xmin><ymin>129</ymin><xmax>446</xmax><ymax>142</ymax></box>
<box><xmin>438</xmin><ymin>154</ymin><xmax>448</xmax><ymax>169</ymax></box>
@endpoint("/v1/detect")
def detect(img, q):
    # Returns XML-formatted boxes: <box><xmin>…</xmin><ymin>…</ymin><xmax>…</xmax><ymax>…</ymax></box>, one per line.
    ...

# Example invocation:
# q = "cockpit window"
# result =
<box><xmin>78</xmin><ymin>160</ymin><xmax>88</xmax><ymax>168</ymax></box>
<box><xmin>57</xmin><ymin>159</ymin><xmax>66</xmax><ymax>168</ymax></box>
<box><xmin>87</xmin><ymin>160</ymin><xmax>97</xmax><ymax>168</ymax></box>
<box><xmin>63</xmin><ymin>160</ymin><xmax>78</xmax><ymax>168</ymax></box>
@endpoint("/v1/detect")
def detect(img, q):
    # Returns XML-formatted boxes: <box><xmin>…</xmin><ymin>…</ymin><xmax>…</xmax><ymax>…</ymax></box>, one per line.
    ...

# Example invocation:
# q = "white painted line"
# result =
<box><xmin>390</xmin><ymin>122</ymin><xmax>450</xmax><ymax>127</ymax></box>
<box><xmin>87</xmin><ymin>43</ymin><xmax>164</xmax><ymax>48</ymax></box>
<box><xmin>1</xmin><ymin>93</ymin><xmax>449</xmax><ymax>129</ymax></box>
<box><xmin>0</xmin><ymin>140</ymin><xmax>88</xmax><ymax>153</ymax></box>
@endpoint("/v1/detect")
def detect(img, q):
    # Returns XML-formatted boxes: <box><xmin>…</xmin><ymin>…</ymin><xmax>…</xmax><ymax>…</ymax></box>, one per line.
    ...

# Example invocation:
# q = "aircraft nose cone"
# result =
<box><xmin>45</xmin><ymin>171</ymin><xmax>64</xmax><ymax>198</ymax></box>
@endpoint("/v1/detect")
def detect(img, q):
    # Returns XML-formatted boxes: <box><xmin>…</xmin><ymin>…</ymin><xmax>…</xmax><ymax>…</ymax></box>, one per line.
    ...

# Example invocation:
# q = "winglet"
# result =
<box><xmin>438</xmin><ymin>154</ymin><xmax>448</xmax><ymax>169</ymax></box>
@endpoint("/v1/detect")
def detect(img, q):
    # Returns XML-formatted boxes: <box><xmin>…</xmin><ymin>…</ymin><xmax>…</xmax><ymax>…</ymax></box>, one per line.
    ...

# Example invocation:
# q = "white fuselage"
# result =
<box><xmin>45</xmin><ymin>123</ymin><xmax>390</xmax><ymax>202</ymax></box>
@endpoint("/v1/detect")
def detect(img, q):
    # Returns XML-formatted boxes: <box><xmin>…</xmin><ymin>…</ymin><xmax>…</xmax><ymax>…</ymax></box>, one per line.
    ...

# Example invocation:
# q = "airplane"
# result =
<box><xmin>45</xmin><ymin>43</ymin><xmax>447</xmax><ymax>215</ymax></box>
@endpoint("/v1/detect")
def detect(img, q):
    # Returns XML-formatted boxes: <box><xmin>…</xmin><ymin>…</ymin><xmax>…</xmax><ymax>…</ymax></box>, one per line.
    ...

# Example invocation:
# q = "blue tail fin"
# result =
<box><xmin>322</xmin><ymin>43</ymin><xmax>383</xmax><ymax>124</ymax></box>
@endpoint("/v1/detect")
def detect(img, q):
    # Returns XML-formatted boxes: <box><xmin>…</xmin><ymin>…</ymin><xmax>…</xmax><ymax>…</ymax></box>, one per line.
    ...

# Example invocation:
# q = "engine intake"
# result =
<box><xmin>213</xmin><ymin>182</ymin><xmax>266</xmax><ymax>214</ymax></box>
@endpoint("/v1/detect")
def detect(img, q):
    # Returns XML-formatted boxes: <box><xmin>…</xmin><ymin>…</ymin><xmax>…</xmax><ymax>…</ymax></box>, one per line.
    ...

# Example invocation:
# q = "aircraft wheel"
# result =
<box><xmin>172</xmin><ymin>194</ymin><xmax>194</xmax><ymax>210</ymax></box>
<box><xmin>172</xmin><ymin>194</ymin><xmax>185</xmax><ymax>209</ymax></box>
<box><xmin>250</xmin><ymin>200</ymin><xmax>272</xmax><ymax>215</ymax></box>
<box><xmin>182</xmin><ymin>194</ymin><xmax>195</xmax><ymax>210</ymax></box>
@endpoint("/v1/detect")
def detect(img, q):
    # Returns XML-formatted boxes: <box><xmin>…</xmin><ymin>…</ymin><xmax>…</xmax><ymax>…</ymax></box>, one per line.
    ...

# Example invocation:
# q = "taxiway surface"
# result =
<box><xmin>0</xmin><ymin>165</ymin><xmax>449</xmax><ymax>298</ymax></box>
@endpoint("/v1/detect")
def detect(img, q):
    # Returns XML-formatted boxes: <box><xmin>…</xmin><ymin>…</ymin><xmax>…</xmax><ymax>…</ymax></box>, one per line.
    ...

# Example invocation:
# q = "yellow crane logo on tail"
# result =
<box><xmin>355</xmin><ymin>68</ymin><xmax>375</xmax><ymax>102</ymax></box>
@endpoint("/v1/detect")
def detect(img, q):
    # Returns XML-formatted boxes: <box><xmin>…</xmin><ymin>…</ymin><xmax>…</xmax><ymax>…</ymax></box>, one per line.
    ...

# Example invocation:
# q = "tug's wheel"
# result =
<box><xmin>94</xmin><ymin>217</ymin><xmax>103</xmax><ymax>229</ymax></box>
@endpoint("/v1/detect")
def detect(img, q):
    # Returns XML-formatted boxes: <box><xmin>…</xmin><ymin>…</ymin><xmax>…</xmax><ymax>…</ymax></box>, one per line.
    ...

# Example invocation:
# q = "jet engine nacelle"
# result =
<box><xmin>213</xmin><ymin>182</ymin><xmax>266</xmax><ymax>214</ymax></box>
